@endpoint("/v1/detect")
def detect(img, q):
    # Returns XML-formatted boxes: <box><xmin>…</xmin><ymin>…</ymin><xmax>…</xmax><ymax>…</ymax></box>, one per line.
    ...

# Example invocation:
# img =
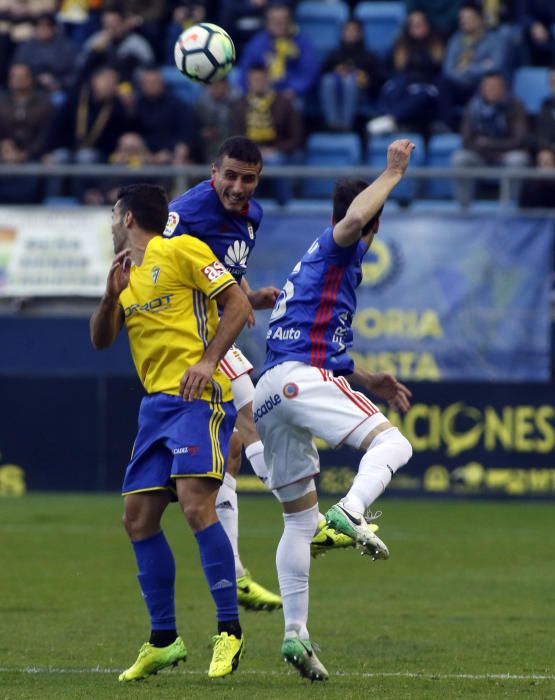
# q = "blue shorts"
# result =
<box><xmin>122</xmin><ymin>393</ymin><xmax>236</xmax><ymax>496</ymax></box>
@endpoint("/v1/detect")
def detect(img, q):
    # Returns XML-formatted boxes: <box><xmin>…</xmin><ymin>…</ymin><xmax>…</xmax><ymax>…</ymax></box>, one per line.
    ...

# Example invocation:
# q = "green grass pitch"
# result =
<box><xmin>1</xmin><ymin>494</ymin><xmax>554</xmax><ymax>699</ymax></box>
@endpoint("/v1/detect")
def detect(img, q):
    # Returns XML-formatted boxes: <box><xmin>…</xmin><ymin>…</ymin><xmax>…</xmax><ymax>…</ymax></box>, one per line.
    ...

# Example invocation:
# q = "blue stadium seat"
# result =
<box><xmin>296</xmin><ymin>1</ymin><xmax>349</xmax><ymax>60</ymax></box>
<box><xmin>43</xmin><ymin>196</ymin><xmax>80</xmax><ymax>207</ymax></box>
<box><xmin>354</xmin><ymin>2</ymin><xmax>406</xmax><ymax>57</ymax></box>
<box><xmin>425</xmin><ymin>133</ymin><xmax>462</xmax><ymax>199</ymax></box>
<box><xmin>512</xmin><ymin>67</ymin><xmax>551</xmax><ymax>114</ymax></box>
<box><xmin>302</xmin><ymin>132</ymin><xmax>362</xmax><ymax>197</ymax></box>
<box><xmin>409</xmin><ymin>200</ymin><xmax>460</xmax><ymax>212</ymax></box>
<box><xmin>160</xmin><ymin>65</ymin><xmax>203</xmax><ymax>105</ymax></box>
<box><xmin>366</xmin><ymin>133</ymin><xmax>424</xmax><ymax>201</ymax></box>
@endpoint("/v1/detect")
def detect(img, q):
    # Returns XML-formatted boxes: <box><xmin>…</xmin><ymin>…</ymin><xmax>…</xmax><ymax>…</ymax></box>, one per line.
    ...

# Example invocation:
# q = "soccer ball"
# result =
<box><xmin>174</xmin><ymin>23</ymin><xmax>235</xmax><ymax>84</ymax></box>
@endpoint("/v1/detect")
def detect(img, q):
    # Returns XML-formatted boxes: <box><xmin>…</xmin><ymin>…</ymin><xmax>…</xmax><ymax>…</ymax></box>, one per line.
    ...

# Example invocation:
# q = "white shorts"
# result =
<box><xmin>220</xmin><ymin>344</ymin><xmax>253</xmax><ymax>380</ymax></box>
<box><xmin>253</xmin><ymin>361</ymin><xmax>388</xmax><ymax>490</ymax></box>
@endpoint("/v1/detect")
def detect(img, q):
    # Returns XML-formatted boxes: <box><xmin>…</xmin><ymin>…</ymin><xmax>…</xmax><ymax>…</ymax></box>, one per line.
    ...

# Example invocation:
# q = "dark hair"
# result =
<box><xmin>215</xmin><ymin>136</ymin><xmax>263</xmax><ymax>167</ymax></box>
<box><xmin>332</xmin><ymin>179</ymin><xmax>384</xmax><ymax>235</ymax></box>
<box><xmin>116</xmin><ymin>184</ymin><xmax>168</xmax><ymax>234</ymax></box>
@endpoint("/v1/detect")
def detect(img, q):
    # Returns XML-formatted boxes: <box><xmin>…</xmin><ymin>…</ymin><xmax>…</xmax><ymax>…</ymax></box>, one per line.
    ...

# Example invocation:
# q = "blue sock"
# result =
<box><xmin>132</xmin><ymin>531</ymin><xmax>176</xmax><ymax>631</ymax></box>
<box><xmin>195</xmin><ymin>521</ymin><xmax>239</xmax><ymax>624</ymax></box>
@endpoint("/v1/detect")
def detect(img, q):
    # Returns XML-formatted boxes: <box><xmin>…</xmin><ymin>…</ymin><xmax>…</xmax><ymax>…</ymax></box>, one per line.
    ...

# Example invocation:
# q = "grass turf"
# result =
<box><xmin>1</xmin><ymin>494</ymin><xmax>554</xmax><ymax>699</ymax></box>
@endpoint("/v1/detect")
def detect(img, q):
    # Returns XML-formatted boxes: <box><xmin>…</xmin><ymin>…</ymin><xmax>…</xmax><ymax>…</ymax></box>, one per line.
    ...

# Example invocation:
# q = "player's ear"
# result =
<box><xmin>124</xmin><ymin>210</ymin><xmax>134</xmax><ymax>228</ymax></box>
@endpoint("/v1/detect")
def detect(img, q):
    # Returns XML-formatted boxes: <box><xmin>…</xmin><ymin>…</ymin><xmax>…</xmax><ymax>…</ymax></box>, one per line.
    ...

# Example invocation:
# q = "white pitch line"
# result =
<box><xmin>0</xmin><ymin>668</ymin><xmax>553</xmax><ymax>681</ymax></box>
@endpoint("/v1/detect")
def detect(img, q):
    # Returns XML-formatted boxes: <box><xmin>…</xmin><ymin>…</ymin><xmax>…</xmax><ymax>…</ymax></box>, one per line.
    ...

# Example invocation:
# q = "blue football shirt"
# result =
<box><xmin>262</xmin><ymin>227</ymin><xmax>368</xmax><ymax>376</ymax></box>
<box><xmin>165</xmin><ymin>179</ymin><xmax>263</xmax><ymax>283</ymax></box>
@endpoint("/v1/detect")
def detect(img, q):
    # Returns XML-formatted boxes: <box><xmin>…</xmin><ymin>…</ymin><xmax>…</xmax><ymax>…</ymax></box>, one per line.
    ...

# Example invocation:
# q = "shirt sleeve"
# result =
<box><xmin>172</xmin><ymin>235</ymin><xmax>236</xmax><ymax>299</ymax></box>
<box><xmin>318</xmin><ymin>228</ymin><xmax>359</xmax><ymax>266</ymax></box>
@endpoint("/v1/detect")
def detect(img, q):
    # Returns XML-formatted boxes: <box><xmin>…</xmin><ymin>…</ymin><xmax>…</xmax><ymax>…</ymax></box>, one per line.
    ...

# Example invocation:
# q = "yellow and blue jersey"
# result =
<box><xmin>119</xmin><ymin>233</ymin><xmax>236</xmax><ymax>402</ymax></box>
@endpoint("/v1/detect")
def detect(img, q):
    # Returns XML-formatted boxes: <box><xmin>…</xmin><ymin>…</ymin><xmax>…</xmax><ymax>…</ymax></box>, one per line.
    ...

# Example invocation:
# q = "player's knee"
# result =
<box><xmin>226</xmin><ymin>432</ymin><xmax>243</xmax><ymax>477</ymax></box>
<box><xmin>181</xmin><ymin>500</ymin><xmax>213</xmax><ymax>532</ymax></box>
<box><xmin>368</xmin><ymin>427</ymin><xmax>413</xmax><ymax>474</ymax></box>
<box><xmin>122</xmin><ymin>510</ymin><xmax>151</xmax><ymax>540</ymax></box>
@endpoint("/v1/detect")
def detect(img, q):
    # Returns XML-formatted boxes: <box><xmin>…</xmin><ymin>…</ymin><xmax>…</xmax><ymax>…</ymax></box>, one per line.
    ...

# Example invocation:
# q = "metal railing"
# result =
<box><xmin>0</xmin><ymin>164</ymin><xmax>554</xmax><ymax>214</ymax></box>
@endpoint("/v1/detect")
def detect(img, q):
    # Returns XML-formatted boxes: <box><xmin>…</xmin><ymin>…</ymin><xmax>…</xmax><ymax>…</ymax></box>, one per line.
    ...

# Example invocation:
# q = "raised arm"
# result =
<box><xmin>333</xmin><ymin>139</ymin><xmax>414</xmax><ymax>248</ymax></box>
<box><xmin>179</xmin><ymin>283</ymin><xmax>252</xmax><ymax>401</ymax></box>
<box><xmin>90</xmin><ymin>249</ymin><xmax>130</xmax><ymax>349</ymax></box>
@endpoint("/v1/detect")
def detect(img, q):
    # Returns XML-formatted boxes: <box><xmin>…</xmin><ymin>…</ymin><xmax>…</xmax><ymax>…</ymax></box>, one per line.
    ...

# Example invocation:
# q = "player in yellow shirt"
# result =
<box><xmin>90</xmin><ymin>184</ymin><xmax>251</xmax><ymax>682</ymax></box>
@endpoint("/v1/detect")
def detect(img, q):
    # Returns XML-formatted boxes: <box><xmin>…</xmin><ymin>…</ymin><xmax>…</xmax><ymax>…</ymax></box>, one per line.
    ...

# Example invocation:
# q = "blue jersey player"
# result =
<box><xmin>164</xmin><ymin>137</ymin><xmax>284</xmax><ymax>611</ymax></box>
<box><xmin>253</xmin><ymin>139</ymin><xmax>415</xmax><ymax>680</ymax></box>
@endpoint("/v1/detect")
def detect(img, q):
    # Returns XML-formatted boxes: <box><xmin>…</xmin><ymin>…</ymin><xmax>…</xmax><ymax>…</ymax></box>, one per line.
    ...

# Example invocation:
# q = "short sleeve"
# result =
<box><xmin>171</xmin><ymin>235</ymin><xmax>236</xmax><ymax>299</ymax></box>
<box><xmin>318</xmin><ymin>227</ymin><xmax>359</xmax><ymax>266</ymax></box>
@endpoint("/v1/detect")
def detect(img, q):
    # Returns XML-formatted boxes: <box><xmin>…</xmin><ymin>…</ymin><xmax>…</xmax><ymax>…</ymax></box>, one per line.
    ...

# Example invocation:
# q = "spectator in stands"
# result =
<box><xmin>368</xmin><ymin>10</ymin><xmax>444</xmax><ymax>136</ymax></box>
<box><xmin>519</xmin><ymin>147</ymin><xmax>555</xmax><ymax>208</ymax></box>
<box><xmin>0</xmin><ymin>62</ymin><xmax>53</xmax><ymax>161</ymax></box>
<box><xmin>128</xmin><ymin>66</ymin><xmax>200</xmax><ymax>164</ymax></box>
<box><xmin>518</xmin><ymin>0</ymin><xmax>555</xmax><ymax>67</ymax></box>
<box><xmin>119</xmin><ymin>0</ymin><xmax>168</xmax><ymax>63</ymax></box>
<box><xmin>231</xmin><ymin>62</ymin><xmax>302</xmax><ymax>204</ymax></box>
<box><xmin>438</xmin><ymin>2</ymin><xmax>505</xmax><ymax>130</ymax></box>
<box><xmin>78</xmin><ymin>2</ymin><xmax>155</xmax><ymax>83</ymax></box>
<box><xmin>404</xmin><ymin>0</ymin><xmax>463</xmax><ymax>39</ymax></box>
<box><xmin>239</xmin><ymin>2</ymin><xmax>320</xmax><ymax>106</ymax></box>
<box><xmin>219</xmin><ymin>0</ymin><xmax>270</xmax><ymax>54</ymax></box>
<box><xmin>0</xmin><ymin>62</ymin><xmax>53</xmax><ymax>202</ymax></box>
<box><xmin>451</xmin><ymin>71</ymin><xmax>529</xmax><ymax>206</ymax></box>
<box><xmin>12</xmin><ymin>14</ymin><xmax>78</xmax><ymax>96</ymax></box>
<box><xmin>49</xmin><ymin>66</ymin><xmax>130</xmax><ymax>164</ymax></box>
<box><xmin>0</xmin><ymin>0</ymin><xmax>58</xmax><ymax>86</ymax></box>
<box><xmin>83</xmin><ymin>131</ymin><xmax>170</xmax><ymax>205</ymax></box>
<box><xmin>195</xmin><ymin>77</ymin><xmax>241</xmax><ymax>162</ymax></box>
<box><xmin>536</xmin><ymin>69</ymin><xmax>555</xmax><ymax>151</ymax></box>
<box><xmin>319</xmin><ymin>19</ymin><xmax>386</xmax><ymax>132</ymax></box>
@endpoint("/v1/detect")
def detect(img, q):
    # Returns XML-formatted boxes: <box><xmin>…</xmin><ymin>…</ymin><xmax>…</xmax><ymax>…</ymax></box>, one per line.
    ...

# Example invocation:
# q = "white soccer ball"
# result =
<box><xmin>174</xmin><ymin>23</ymin><xmax>235</xmax><ymax>84</ymax></box>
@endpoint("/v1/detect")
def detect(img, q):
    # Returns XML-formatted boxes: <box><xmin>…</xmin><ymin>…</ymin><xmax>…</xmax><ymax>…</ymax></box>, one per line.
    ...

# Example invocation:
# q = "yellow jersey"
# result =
<box><xmin>119</xmin><ymin>234</ymin><xmax>236</xmax><ymax>401</ymax></box>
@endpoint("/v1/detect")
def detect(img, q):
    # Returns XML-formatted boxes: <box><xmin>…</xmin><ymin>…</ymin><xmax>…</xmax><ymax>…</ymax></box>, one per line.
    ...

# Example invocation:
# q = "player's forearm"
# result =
<box><xmin>203</xmin><ymin>287</ymin><xmax>251</xmax><ymax>365</ymax></box>
<box><xmin>90</xmin><ymin>294</ymin><xmax>123</xmax><ymax>349</ymax></box>
<box><xmin>344</xmin><ymin>169</ymin><xmax>402</xmax><ymax>233</ymax></box>
<box><xmin>345</xmin><ymin>363</ymin><xmax>374</xmax><ymax>392</ymax></box>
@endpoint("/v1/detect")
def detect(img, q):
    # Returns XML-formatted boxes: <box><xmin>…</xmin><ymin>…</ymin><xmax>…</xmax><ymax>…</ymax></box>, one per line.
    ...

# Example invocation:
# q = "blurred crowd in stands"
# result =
<box><xmin>0</xmin><ymin>0</ymin><xmax>555</xmax><ymax>206</ymax></box>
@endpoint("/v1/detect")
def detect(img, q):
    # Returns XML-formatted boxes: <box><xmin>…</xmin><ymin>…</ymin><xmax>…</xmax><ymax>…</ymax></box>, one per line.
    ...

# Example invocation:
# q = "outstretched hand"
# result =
<box><xmin>248</xmin><ymin>286</ymin><xmax>280</xmax><ymax>310</ymax></box>
<box><xmin>366</xmin><ymin>372</ymin><xmax>412</xmax><ymax>412</ymax></box>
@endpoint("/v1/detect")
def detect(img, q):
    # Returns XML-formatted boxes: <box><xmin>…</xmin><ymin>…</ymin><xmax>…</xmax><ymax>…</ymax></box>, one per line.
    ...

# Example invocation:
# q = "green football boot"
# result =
<box><xmin>325</xmin><ymin>501</ymin><xmax>389</xmax><ymax>560</ymax></box>
<box><xmin>118</xmin><ymin>636</ymin><xmax>187</xmax><ymax>681</ymax></box>
<box><xmin>282</xmin><ymin>637</ymin><xmax>328</xmax><ymax>681</ymax></box>
<box><xmin>236</xmin><ymin>570</ymin><xmax>282</xmax><ymax>611</ymax></box>
<box><xmin>311</xmin><ymin>518</ymin><xmax>380</xmax><ymax>558</ymax></box>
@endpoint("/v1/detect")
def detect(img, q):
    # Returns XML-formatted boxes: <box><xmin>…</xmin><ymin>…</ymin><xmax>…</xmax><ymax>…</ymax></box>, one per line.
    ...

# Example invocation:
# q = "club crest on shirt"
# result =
<box><xmin>283</xmin><ymin>383</ymin><xmax>299</xmax><ymax>399</ymax></box>
<box><xmin>163</xmin><ymin>211</ymin><xmax>180</xmax><ymax>237</ymax></box>
<box><xmin>151</xmin><ymin>266</ymin><xmax>160</xmax><ymax>284</ymax></box>
<box><xmin>247</xmin><ymin>221</ymin><xmax>254</xmax><ymax>239</ymax></box>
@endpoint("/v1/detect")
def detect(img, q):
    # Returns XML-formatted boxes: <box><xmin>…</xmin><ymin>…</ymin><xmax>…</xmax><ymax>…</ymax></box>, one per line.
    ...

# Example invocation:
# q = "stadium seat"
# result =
<box><xmin>512</xmin><ymin>67</ymin><xmax>551</xmax><ymax>114</ymax></box>
<box><xmin>409</xmin><ymin>200</ymin><xmax>461</xmax><ymax>212</ymax></box>
<box><xmin>353</xmin><ymin>2</ymin><xmax>406</xmax><ymax>57</ymax></box>
<box><xmin>425</xmin><ymin>133</ymin><xmax>463</xmax><ymax>199</ymax></box>
<box><xmin>43</xmin><ymin>196</ymin><xmax>80</xmax><ymax>207</ymax></box>
<box><xmin>160</xmin><ymin>65</ymin><xmax>203</xmax><ymax>105</ymax></box>
<box><xmin>302</xmin><ymin>132</ymin><xmax>362</xmax><ymax>197</ymax></box>
<box><xmin>296</xmin><ymin>1</ymin><xmax>349</xmax><ymax>60</ymax></box>
<box><xmin>366</xmin><ymin>133</ymin><xmax>424</xmax><ymax>202</ymax></box>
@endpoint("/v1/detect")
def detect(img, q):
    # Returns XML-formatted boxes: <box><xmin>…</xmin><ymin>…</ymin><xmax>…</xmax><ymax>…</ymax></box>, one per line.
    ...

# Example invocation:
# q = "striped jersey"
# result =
<box><xmin>165</xmin><ymin>179</ymin><xmax>263</xmax><ymax>283</ymax></box>
<box><xmin>262</xmin><ymin>227</ymin><xmax>367</xmax><ymax>376</ymax></box>
<box><xmin>119</xmin><ymin>234</ymin><xmax>236</xmax><ymax>401</ymax></box>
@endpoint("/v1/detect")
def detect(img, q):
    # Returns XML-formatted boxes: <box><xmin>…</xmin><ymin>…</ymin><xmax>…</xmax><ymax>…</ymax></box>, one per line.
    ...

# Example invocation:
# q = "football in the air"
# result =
<box><xmin>174</xmin><ymin>23</ymin><xmax>235</xmax><ymax>84</ymax></box>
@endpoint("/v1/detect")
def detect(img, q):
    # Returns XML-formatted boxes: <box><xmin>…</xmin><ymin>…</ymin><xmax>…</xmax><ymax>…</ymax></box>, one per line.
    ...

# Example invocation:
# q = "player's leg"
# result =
<box><xmin>119</xmin><ymin>490</ymin><xmax>188</xmax><ymax>681</ymax></box>
<box><xmin>325</xmin><ymin>400</ymin><xmax>412</xmax><ymax>558</ymax></box>
<box><xmin>177</xmin><ymin>475</ymin><xmax>244</xmax><ymax>678</ymax></box>
<box><xmin>274</xmin><ymin>481</ymin><xmax>329</xmax><ymax>681</ymax></box>
<box><xmin>228</xmin><ymin>372</ymin><xmax>282</xmax><ymax>611</ymax></box>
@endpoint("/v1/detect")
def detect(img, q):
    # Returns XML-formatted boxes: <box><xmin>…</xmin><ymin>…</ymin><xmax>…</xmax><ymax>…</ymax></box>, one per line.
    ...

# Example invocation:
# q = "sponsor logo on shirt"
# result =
<box><xmin>247</xmin><ymin>222</ymin><xmax>254</xmax><ymax>239</ymax></box>
<box><xmin>124</xmin><ymin>294</ymin><xmax>174</xmax><ymax>318</ymax></box>
<box><xmin>163</xmin><ymin>211</ymin><xmax>180</xmax><ymax>237</ymax></box>
<box><xmin>201</xmin><ymin>260</ymin><xmax>227</xmax><ymax>282</ymax></box>
<box><xmin>224</xmin><ymin>240</ymin><xmax>249</xmax><ymax>271</ymax></box>
<box><xmin>266</xmin><ymin>326</ymin><xmax>301</xmax><ymax>341</ymax></box>
<box><xmin>253</xmin><ymin>393</ymin><xmax>281</xmax><ymax>423</ymax></box>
